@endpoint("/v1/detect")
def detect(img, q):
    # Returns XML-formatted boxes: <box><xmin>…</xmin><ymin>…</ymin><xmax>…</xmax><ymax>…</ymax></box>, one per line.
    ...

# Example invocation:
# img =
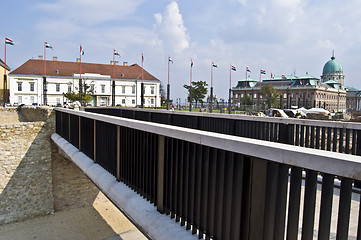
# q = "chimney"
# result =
<box><xmin>110</xmin><ymin>61</ymin><xmax>114</xmax><ymax>65</ymax></box>
<box><xmin>53</xmin><ymin>56</ymin><xmax>58</xmax><ymax>61</ymax></box>
<box><xmin>123</xmin><ymin>62</ymin><xmax>128</xmax><ymax>66</ymax></box>
<box><xmin>115</xmin><ymin>61</ymin><xmax>119</xmax><ymax>65</ymax></box>
<box><xmin>38</xmin><ymin>55</ymin><xmax>43</xmax><ymax>60</ymax></box>
<box><xmin>76</xmin><ymin>58</ymin><xmax>80</xmax><ymax>63</ymax></box>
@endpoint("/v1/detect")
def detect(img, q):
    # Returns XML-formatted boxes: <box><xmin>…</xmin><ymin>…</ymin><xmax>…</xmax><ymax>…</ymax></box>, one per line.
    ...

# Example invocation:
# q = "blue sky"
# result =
<box><xmin>3</xmin><ymin>0</ymin><xmax>361</xmax><ymax>102</ymax></box>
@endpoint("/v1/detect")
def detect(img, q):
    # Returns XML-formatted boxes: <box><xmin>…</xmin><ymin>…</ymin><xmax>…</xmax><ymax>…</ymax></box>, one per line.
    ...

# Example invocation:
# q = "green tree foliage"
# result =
<box><xmin>64</xmin><ymin>82</ymin><xmax>94</xmax><ymax>106</ymax></box>
<box><xmin>183</xmin><ymin>81</ymin><xmax>208</xmax><ymax>107</ymax></box>
<box><xmin>261</xmin><ymin>85</ymin><xmax>280</xmax><ymax>109</ymax></box>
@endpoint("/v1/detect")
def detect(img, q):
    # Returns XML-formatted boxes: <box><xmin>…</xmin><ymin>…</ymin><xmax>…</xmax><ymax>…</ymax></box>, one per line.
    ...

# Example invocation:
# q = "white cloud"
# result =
<box><xmin>154</xmin><ymin>1</ymin><xmax>190</xmax><ymax>53</ymax></box>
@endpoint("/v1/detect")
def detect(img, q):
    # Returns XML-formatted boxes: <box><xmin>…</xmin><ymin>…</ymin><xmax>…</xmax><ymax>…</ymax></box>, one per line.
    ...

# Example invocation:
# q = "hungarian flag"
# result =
<box><xmin>114</xmin><ymin>49</ymin><xmax>120</xmax><ymax>56</ymax></box>
<box><xmin>142</xmin><ymin>53</ymin><xmax>144</xmax><ymax>62</ymax></box>
<box><xmin>246</xmin><ymin>67</ymin><xmax>251</xmax><ymax>72</ymax></box>
<box><xmin>80</xmin><ymin>45</ymin><xmax>84</xmax><ymax>55</ymax></box>
<box><xmin>260</xmin><ymin>70</ymin><xmax>266</xmax><ymax>74</ymax></box>
<box><xmin>191</xmin><ymin>59</ymin><xmax>194</xmax><ymax>67</ymax></box>
<box><xmin>45</xmin><ymin>42</ymin><xmax>53</xmax><ymax>50</ymax></box>
<box><xmin>168</xmin><ymin>56</ymin><xmax>173</xmax><ymax>63</ymax></box>
<box><xmin>306</xmin><ymin>82</ymin><xmax>310</xmax><ymax>85</ymax></box>
<box><xmin>212</xmin><ymin>62</ymin><xmax>218</xmax><ymax>68</ymax></box>
<box><xmin>299</xmin><ymin>80</ymin><xmax>303</xmax><ymax>85</ymax></box>
<box><xmin>282</xmin><ymin>75</ymin><xmax>287</xmax><ymax>79</ymax></box>
<box><xmin>231</xmin><ymin>65</ymin><xmax>236</xmax><ymax>71</ymax></box>
<box><xmin>5</xmin><ymin>38</ymin><xmax>14</xmax><ymax>45</ymax></box>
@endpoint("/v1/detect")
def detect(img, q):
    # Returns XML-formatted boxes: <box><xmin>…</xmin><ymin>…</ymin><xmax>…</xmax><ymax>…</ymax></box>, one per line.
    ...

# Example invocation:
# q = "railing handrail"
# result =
<box><xmin>56</xmin><ymin>107</ymin><xmax>361</xmax><ymax>181</ymax></box>
<box><xmin>84</xmin><ymin>106</ymin><xmax>361</xmax><ymax>130</ymax></box>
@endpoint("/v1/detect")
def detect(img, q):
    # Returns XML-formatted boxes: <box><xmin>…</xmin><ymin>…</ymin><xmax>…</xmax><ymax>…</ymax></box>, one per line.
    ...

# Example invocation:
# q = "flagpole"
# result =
<box><xmin>258</xmin><ymin>70</ymin><xmax>261</xmax><ymax>111</ymax></box>
<box><xmin>112</xmin><ymin>49</ymin><xmax>115</xmax><ymax>106</ymax></box>
<box><xmin>141</xmin><ymin>53</ymin><xmax>144</xmax><ymax>108</ymax></box>
<box><xmin>167</xmin><ymin>57</ymin><xmax>170</xmax><ymax>110</ymax></box>
<box><xmin>79</xmin><ymin>45</ymin><xmax>82</xmax><ymax>106</ymax></box>
<box><xmin>3</xmin><ymin>38</ymin><xmax>6</xmax><ymax>106</ymax></box>
<box><xmin>229</xmin><ymin>65</ymin><xmax>232</xmax><ymax>114</ymax></box>
<box><xmin>189</xmin><ymin>60</ymin><xmax>193</xmax><ymax>112</ymax></box>
<box><xmin>210</xmin><ymin>62</ymin><xmax>213</xmax><ymax>113</ymax></box>
<box><xmin>281</xmin><ymin>76</ymin><xmax>283</xmax><ymax>109</ymax></box>
<box><xmin>43</xmin><ymin>42</ymin><xmax>47</xmax><ymax>105</ymax></box>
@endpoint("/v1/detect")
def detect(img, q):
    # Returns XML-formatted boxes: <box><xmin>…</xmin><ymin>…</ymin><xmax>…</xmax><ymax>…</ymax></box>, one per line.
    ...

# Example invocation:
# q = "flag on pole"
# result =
<box><xmin>142</xmin><ymin>53</ymin><xmax>144</xmax><ymax>62</ymax></box>
<box><xmin>299</xmin><ymin>80</ymin><xmax>303</xmax><ymax>85</ymax></box>
<box><xmin>282</xmin><ymin>75</ymin><xmax>287</xmax><ymax>79</ymax></box>
<box><xmin>168</xmin><ymin>56</ymin><xmax>173</xmax><ymax>63</ymax></box>
<box><xmin>191</xmin><ymin>59</ymin><xmax>194</xmax><ymax>67</ymax></box>
<box><xmin>246</xmin><ymin>67</ymin><xmax>251</xmax><ymax>72</ymax></box>
<box><xmin>271</xmin><ymin>73</ymin><xmax>273</xmax><ymax>78</ymax></box>
<box><xmin>231</xmin><ymin>65</ymin><xmax>236</xmax><ymax>71</ymax></box>
<box><xmin>114</xmin><ymin>49</ymin><xmax>120</xmax><ymax>56</ymax></box>
<box><xmin>5</xmin><ymin>38</ymin><xmax>14</xmax><ymax>45</ymax></box>
<box><xmin>306</xmin><ymin>82</ymin><xmax>310</xmax><ymax>86</ymax></box>
<box><xmin>80</xmin><ymin>45</ymin><xmax>84</xmax><ymax>55</ymax></box>
<box><xmin>212</xmin><ymin>62</ymin><xmax>218</xmax><ymax>68</ymax></box>
<box><xmin>260</xmin><ymin>69</ymin><xmax>266</xmax><ymax>74</ymax></box>
<box><xmin>45</xmin><ymin>42</ymin><xmax>53</xmax><ymax>50</ymax></box>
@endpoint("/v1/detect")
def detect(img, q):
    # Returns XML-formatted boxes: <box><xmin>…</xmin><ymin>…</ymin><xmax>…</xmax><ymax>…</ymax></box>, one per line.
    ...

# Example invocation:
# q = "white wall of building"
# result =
<box><xmin>9</xmin><ymin>73</ymin><xmax>161</xmax><ymax>107</ymax></box>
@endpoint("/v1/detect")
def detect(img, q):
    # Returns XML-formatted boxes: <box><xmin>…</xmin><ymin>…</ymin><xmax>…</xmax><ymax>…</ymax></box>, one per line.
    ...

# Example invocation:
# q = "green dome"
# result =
<box><xmin>322</xmin><ymin>55</ymin><xmax>343</xmax><ymax>74</ymax></box>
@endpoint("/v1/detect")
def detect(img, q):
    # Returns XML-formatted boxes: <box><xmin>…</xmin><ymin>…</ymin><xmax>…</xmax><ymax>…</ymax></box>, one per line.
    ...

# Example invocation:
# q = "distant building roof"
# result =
<box><xmin>0</xmin><ymin>59</ymin><xmax>10</xmax><ymax>71</ymax></box>
<box><xmin>10</xmin><ymin>59</ymin><xmax>159</xmax><ymax>81</ymax></box>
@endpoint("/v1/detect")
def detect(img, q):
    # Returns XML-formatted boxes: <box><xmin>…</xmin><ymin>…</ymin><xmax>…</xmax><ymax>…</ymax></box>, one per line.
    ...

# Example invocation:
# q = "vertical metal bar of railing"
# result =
<box><xmin>286</xmin><ymin>167</ymin><xmax>302</xmax><ymax>240</ymax></box>
<box><xmin>221</xmin><ymin>151</ymin><xmax>234</xmax><ymax>240</ymax></box>
<box><xmin>321</xmin><ymin>127</ymin><xmax>326</xmax><ymax>150</ymax></box>
<box><xmin>333</xmin><ymin>128</ymin><xmax>338</xmax><ymax>152</ymax></box>
<box><xmin>157</xmin><ymin>135</ymin><xmax>165</xmax><ymax>213</ymax></box>
<box><xmin>318</xmin><ymin>174</ymin><xmax>334</xmax><ymax>240</ymax></box>
<box><xmin>336</xmin><ymin>178</ymin><xmax>353</xmax><ymax>240</ymax></box>
<box><xmin>214</xmin><ymin>150</ymin><xmax>226</xmax><ymax>239</ymax></box>
<box><xmin>193</xmin><ymin>144</ymin><xmax>202</xmax><ymax>236</ymax></box>
<box><xmin>199</xmin><ymin>146</ymin><xmax>210</xmax><ymax>239</ymax></box>
<box><xmin>310</xmin><ymin>126</ymin><xmax>315</xmax><ymax>148</ymax></box>
<box><xmin>301</xmin><ymin>170</ymin><xmax>317</xmax><ymax>240</ymax></box>
<box><xmin>187</xmin><ymin>142</ymin><xmax>196</xmax><ymax>231</ymax></box>
<box><xmin>316</xmin><ymin>126</ymin><xmax>320</xmax><ymax>149</ymax></box>
<box><xmin>339</xmin><ymin>128</ymin><xmax>344</xmax><ymax>153</ymax></box>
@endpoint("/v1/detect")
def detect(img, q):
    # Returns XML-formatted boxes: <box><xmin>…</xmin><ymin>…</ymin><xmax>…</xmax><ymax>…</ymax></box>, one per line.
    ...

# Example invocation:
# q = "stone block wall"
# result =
<box><xmin>0</xmin><ymin>108</ymin><xmax>55</xmax><ymax>224</ymax></box>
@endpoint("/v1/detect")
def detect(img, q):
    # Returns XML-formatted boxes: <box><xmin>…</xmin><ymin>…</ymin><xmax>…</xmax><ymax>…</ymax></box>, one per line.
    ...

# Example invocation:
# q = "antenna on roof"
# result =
<box><xmin>332</xmin><ymin>50</ymin><xmax>335</xmax><ymax>60</ymax></box>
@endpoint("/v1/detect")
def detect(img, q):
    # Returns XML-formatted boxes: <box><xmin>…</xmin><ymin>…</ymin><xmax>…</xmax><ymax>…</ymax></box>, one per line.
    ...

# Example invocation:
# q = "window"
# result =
<box><xmin>30</xmin><ymin>83</ymin><xmax>35</xmax><ymax>92</ymax></box>
<box><xmin>241</xmin><ymin>93</ymin><xmax>244</xmax><ymax>98</ymax></box>
<box><xmin>18</xmin><ymin>96</ymin><xmax>22</xmax><ymax>103</ymax></box>
<box><xmin>122</xmin><ymin>86</ymin><xmax>126</xmax><ymax>94</ymax></box>
<box><xmin>18</xmin><ymin>82</ymin><xmax>22</xmax><ymax>91</ymax></box>
<box><xmin>68</xmin><ymin>85</ymin><xmax>72</xmax><ymax>92</ymax></box>
<box><xmin>30</xmin><ymin>96</ymin><xmax>35</xmax><ymax>104</ymax></box>
<box><xmin>151</xmin><ymin>99</ymin><xmax>154</xmax><ymax>104</ymax></box>
<box><xmin>151</xmin><ymin>87</ymin><xmax>155</xmax><ymax>94</ymax></box>
<box><xmin>56</xmin><ymin>98</ymin><xmax>60</xmax><ymax>104</ymax></box>
<box><xmin>122</xmin><ymin>99</ymin><xmax>125</xmax><ymax>104</ymax></box>
<box><xmin>235</xmin><ymin>94</ymin><xmax>238</xmax><ymax>98</ymax></box>
<box><xmin>253</xmin><ymin>93</ymin><xmax>257</xmax><ymax>99</ymax></box>
<box><xmin>90</xmin><ymin>85</ymin><xmax>94</xmax><ymax>93</ymax></box>
<box><xmin>132</xmin><ymin>99</ymin><xmax>135</xmax><ymax>104</ymax></box>
<box><xmin>101</xmin><ymin>85</ymin><xmax>105</xmax><ymax>93</ymax></box>
<box><xmin>56</xmin><ymin>84</ymin><xmax>60</xmax><ymax>92</ymax></box>
<box><xmin>132</xmin><ymin>86</ymin><xmax>135</xmax><ymax>94</ymax></box>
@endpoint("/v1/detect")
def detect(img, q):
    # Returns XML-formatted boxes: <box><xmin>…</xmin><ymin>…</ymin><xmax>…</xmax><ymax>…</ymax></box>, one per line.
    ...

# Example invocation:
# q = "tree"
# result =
<box><xmin>261</xmin><ymin>85</ymin><xmax>280</xmax><ymax>109</ymax></box>
<box><xmin>183</xmin><ymin>80</ymin><xmax>208</xmax><ymax>108</ymax></box>
<box><xmin>159</xmin><ymin>82</ymin><xmax>167</xmax><ymax>107</ymax></box>
<box><xmin>65</xmin><ymin>82</ymin><xmax>94</xmax><ymax>106</ymax></box>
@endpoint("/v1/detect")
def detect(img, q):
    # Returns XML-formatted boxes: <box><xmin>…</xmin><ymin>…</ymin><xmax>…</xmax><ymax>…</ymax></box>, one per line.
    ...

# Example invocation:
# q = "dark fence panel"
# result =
<box><xmin>80</xmin><ymin>116</ymin><xmax>94</xmax><ymax>160</ymax></box>
<box><xmin>69</xmin><ymin>114</ymin><xmax>79</xmax><ymax>148</ymax></box>
<box><xmin>96</xmin><ymin>121</ymin><xmax>117</xmax><ymax>176</ymax></box>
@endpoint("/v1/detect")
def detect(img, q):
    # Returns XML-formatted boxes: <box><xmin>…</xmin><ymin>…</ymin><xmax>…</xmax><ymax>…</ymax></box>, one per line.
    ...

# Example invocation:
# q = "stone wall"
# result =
<box><xmin>0</xmin><ymin>107</ymin><xmax>55</xmax><ymax>224</ymax></box>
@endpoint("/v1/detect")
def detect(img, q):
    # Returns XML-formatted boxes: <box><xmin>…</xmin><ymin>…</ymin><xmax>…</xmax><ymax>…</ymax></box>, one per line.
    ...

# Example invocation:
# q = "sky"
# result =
<box><xmin>3</xmin><ymin>0</ymin><xmax>361</xmax><ymax>102</ymax></box>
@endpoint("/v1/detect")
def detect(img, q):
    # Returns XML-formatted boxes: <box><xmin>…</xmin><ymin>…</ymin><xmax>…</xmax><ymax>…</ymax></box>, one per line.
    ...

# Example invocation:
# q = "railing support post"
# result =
<box><xmin>94</xmin><ymin>119</ymin><xmax>97</xmax><ymax>163</ymax></box>
<box><xmin>116</xmin><ymin>126</ymin><xmax>120</xmax><ymax>181</ymax></box>
<box><xmin>79</xmin><ymin>116</ymin><xmax>81</xmax><ymax>151</ymax></box>
<box><xmin>68</xmin><ymin>113</ymin><xmax>71</xmax><ymax>142</ymax></box>
<box><xmin>157</xmin><ymin>135</ymin><xmax>165</xmax><ymax>214</ymax></box>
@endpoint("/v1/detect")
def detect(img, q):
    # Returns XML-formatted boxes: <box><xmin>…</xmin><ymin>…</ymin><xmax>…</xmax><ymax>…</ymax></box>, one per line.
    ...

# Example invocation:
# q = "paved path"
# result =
<box><xmin>0</xmin><ymin>142</ymin><xmax>147</xmax><ymax>240</ymax></box>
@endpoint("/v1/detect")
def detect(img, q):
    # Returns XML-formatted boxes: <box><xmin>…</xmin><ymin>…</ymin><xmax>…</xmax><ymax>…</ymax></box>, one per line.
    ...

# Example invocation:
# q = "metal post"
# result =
<box><xmin>79</xmin><ymin>78</ymin><xmax>83</xmax><ymax>106</ymax></box>
<box><xmin>116</xmin><ymin>126</ymin><xmax>120</xmax><ymax>181</ymax></box>
<box><xmin>141</xmin><ymin>82</ymin><xmax>144</xmax><ymax>108</ymax></box>
<box><xmin>3</xmin><ymin>74</ymin><xmax>7</xmax><ymax>106</ymax></box>
<box><xmin>93</xmin><ymin>119</ymin><xmax>96</xmax><ymax>163</ymax></box>
<box><xmin>112</xmin><ymin>80</ymin><xmax>115</xmax><ymax>106</ymax></box>
<box><xmin>43</xmin><ymin>76</ymin><xmax>47</xmax><ymax>105</ymax></box>
<box><xmin>228</xmin><ymin>88</ymin><xmax>232</xmax><ymax>114</ymax></box>
<box><xmin>157</xmin><ymin>135</ymin><xmax>165</xmax><ymax>213</ymax></box>
<box><xmin>189</xmin><ymin>86</ymin><xmax>192</xmax><ymax>111</ymax></box>
<box><xmin>210</xmin><ymin>86</ymin><xmax>213</xmax><ymax>113</ymax></box>
<box><xmin>167</xmin><ymin>83</ymin><xmax>170</xmax><ymax>110</ymax></box>
<box><xmin>78</xmin><ymin>116</ymin><xmax>81</xmax><ymax>151</ymax></box>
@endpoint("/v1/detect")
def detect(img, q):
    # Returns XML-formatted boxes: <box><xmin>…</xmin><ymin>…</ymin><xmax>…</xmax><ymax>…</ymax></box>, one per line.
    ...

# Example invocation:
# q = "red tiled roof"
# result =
<box><xmin>10</xmin><ymin>59</ymin><xmax>159</xmax><ymax>81</ymax></box>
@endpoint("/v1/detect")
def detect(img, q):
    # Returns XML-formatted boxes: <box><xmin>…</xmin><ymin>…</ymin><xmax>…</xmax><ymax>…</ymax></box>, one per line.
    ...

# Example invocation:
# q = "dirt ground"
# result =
<box><xmin>0</xmin><ymin>141</ymin><xmax>147</xmax><ymax>240</ymax></box>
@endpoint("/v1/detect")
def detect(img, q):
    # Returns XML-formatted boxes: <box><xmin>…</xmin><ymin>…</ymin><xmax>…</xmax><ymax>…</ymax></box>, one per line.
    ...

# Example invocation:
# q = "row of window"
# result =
<box><xmin>16</xmin><ymin>82</ymin><xmax>155</xmax><ymax>95</ymax></box>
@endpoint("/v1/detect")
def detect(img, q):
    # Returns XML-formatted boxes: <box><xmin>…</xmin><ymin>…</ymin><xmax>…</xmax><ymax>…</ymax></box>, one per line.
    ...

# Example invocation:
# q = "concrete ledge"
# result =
<box><xmin>51</xmin><ymin>133</ymin><xmax>197</xmax><ymax>240</ymax></box>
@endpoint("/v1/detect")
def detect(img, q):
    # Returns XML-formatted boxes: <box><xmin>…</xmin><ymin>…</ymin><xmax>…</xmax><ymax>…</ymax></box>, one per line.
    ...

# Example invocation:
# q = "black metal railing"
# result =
<box><xmin>55</xmin><ymin>108</ymin><xmax>361</xmax><ymax>240</ymax></box>
<box><xmin>85</xmin><ymin>107</ymin><xmax>361</xmax><ymax>156</ymax></box>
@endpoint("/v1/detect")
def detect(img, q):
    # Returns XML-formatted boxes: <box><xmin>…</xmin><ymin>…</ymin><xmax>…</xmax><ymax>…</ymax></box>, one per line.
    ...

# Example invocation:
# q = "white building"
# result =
<box><xmin>9</xmin><ymin>57</ymin><xmax>161</xmax><ymax>107</ymax></box>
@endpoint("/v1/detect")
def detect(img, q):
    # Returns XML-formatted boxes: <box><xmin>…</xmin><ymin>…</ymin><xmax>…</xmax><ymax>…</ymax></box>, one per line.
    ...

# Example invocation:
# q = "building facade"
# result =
<box><xmin>232</xmin><ymin>54</ymin><xmax>347</xmax><ymax>112</ymax></box>
<box><xmin>0</xmin><ymin>59</ymin><xmax>10</xmax><ymax>105</ymax></box>
<box><xmin>9</xmin><ymin>57</ymin><xmax>161</xmax><ymax>107</ymax></box>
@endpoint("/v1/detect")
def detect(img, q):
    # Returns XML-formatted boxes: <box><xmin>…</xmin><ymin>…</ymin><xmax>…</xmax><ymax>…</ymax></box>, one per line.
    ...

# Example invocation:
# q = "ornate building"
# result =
<box><xmin>232</xmin><ymin>53</ymin><xmax>347</xmax><ymax>112</ymax></box>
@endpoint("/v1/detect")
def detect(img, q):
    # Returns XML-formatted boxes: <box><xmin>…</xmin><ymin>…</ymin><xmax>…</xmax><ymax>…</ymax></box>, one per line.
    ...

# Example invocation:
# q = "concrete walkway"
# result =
<box><xmin>0</xmin><ymin>142</ymin><xmax>147</xmax><ymax>240</ymax></box>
